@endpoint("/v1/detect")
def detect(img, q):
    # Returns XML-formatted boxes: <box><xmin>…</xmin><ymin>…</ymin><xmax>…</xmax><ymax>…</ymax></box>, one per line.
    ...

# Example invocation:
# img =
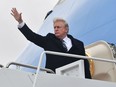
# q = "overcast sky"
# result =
<box><xmin>0</xmin><ymin>0</ymin><xmax>59</xmax><ymax>66</ymax></box>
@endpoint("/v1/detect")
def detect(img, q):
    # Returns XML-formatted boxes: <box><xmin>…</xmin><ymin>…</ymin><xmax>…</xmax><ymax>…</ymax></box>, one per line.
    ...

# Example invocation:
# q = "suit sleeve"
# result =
<box><xmin>75</xmin><ymin>39</ymin><xmax>86</xmax><ymax>56</ymax></box>
<box><xmin>18</xmin><ymin>24</ymin><xmax>46</xmax><ymax>48</ymax></box>
<box><xmin>81</xmin><ymin>42</ymin><xmax>86</xmax><ymax>56</ymax></box>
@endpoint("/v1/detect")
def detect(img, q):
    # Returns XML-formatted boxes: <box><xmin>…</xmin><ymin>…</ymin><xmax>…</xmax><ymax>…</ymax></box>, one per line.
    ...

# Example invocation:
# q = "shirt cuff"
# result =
<box><xmin>18</xmin><ymin>22</ymin><xmax>25</xmax><ymax>29</ymax></box>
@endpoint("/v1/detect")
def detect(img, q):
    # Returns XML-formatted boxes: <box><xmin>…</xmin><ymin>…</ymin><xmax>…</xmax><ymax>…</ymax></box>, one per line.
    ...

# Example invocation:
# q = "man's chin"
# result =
<box><xmin>55</xmin><ymin>34</ymin><xmax>60</xmax><ymax>38</ymax></box>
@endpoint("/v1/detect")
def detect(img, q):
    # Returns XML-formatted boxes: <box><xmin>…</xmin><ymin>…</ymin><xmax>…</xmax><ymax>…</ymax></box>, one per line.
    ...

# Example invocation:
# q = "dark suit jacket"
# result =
<box><xmin>19</xmin><ymin>24</ymin><xmax>91</xmax><ymax>79</ymax></box>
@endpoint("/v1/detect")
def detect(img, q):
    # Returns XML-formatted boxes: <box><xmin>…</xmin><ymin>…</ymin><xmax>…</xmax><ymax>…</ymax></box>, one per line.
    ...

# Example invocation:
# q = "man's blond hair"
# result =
<box><xmin>53</xmin><ymin>18</ymin><xmax>69</xmax><ymax>31</ymax></box>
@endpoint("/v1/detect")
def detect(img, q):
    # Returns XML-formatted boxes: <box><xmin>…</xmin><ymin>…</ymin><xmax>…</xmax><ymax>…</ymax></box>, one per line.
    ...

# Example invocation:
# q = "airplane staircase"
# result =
<box><xmin>0</xmin><ymin>40</ymin><xmax>116</xmax><ymax>87</ymax></box>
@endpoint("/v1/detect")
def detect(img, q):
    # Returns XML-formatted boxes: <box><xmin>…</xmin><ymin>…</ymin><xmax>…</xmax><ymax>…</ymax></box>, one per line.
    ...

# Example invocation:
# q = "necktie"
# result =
<box><xmin>61</xmin><ymin>40</ymin><xmax>68</xmax><ymax>51</ymax></box>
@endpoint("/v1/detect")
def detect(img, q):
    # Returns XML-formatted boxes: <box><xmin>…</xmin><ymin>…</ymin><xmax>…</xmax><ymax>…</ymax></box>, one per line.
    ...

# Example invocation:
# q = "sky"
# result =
<box><xmin>0</xmin><ymin>0</ymin><xmax>59</xmax><ymax>66</ymax></box>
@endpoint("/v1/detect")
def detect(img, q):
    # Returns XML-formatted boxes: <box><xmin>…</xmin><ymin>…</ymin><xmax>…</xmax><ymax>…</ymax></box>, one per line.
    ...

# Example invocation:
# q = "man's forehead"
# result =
<box><xmin>54</xmin><ymin>21</ymin><xmax>65</xmax><ymax>24</ymax></box>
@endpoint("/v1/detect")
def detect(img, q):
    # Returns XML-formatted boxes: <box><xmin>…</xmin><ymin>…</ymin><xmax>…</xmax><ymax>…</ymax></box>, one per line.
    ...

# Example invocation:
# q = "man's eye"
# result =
<box><xmin>54</xmin><ymin>26</ymin><xmax>61</xmax><ymax>28</ymax></box>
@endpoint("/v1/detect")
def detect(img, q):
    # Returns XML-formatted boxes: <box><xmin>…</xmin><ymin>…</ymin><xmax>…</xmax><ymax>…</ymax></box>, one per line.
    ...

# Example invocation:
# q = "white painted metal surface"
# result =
<box><xmin>85</xmin><ymin>40</ymin><xmax>116</xmax><ymax>82</ymax></box>
<box><xmin>33</xmin><ymin>50</ymin><xmax>116</xmax><ymax>87</ymax></box>
<box><xmin>0</xmin><ymin>67</ymin><xmax>116</xmax><ymax>87</ymax></box>
<box><xmin>0</xmin><ymin>68</ymin><xmax>33</xmax><ymax>87</ymax></box>
<box><xmin>56</xmin><ymin>60</ymin><xmax>85</xmax><ymax>78</ymax></box>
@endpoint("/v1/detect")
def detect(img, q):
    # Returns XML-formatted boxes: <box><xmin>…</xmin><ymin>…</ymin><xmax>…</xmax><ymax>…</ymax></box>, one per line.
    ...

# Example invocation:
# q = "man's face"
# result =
<box><xmin>54</xmin><ymin>21</ymin><xmax>68</xmax><ymax>39</ymax></box>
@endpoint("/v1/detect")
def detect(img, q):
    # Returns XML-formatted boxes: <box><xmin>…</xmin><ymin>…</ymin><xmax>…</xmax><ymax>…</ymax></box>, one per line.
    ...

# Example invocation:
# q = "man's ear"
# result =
<box><xmin>67</xmin><ymin>28</ymin><xmax>69</xmax><ymax>33</ymax></box>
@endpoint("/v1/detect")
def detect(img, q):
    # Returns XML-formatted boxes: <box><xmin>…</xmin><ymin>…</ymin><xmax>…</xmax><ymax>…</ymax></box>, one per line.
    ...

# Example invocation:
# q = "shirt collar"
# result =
<box><xmin>63</xmin><ymin>36</ymin><xmax>68</xmax><ymax>42</ymax></box>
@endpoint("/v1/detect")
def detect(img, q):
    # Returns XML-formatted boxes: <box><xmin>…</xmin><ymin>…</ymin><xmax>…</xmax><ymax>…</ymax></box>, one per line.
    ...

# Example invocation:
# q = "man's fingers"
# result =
<box><xmin>11</xmin><ymin>8</ymin><xmax>19</xmax><ymax>15</ymax></box>
<box><xmin>10</xmin><ymin>13</ymin><xmax>14</xmax><ymax>16</ymax></box>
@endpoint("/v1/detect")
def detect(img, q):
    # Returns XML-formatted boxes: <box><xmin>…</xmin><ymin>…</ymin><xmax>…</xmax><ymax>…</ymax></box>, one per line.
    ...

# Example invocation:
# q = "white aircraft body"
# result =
<box><xmin>0</xmin><ymin>0</ymin><xmax>116</xmax><ymax>87</ymax></box>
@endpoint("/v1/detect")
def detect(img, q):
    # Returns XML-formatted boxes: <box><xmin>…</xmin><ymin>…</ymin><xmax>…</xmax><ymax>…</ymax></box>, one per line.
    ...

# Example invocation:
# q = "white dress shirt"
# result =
<box><xmin>63</xmin><ymin>36</ymin><xmax>72</xmax><ymax>51</ymax></box>
<box><xmin>18</xmin><ymin>21</ymin><xmax>25</xmax><ymax>28</ymax></box>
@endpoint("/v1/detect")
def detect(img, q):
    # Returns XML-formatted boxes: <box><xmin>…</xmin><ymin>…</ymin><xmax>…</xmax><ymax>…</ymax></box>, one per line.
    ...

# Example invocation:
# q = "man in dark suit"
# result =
<box><xmin>11</xmin><ymin>8</ymin><xmax>91</xmax><ymax>79</ymax></box>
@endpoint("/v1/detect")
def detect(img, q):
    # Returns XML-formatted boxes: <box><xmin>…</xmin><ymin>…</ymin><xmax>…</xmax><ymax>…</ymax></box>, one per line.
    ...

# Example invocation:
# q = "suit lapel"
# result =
<box><xmin>55</xmin><ymin>39</ymin><xmax>67</xmax><ymax>52</ymax></box>
<box><xmin>49</xmin><ymin>33</ymin><xmax>66</xmax><ymax>51</ymax></box>
<box><xmin>67</xmin><ymin>34</ymin><xmax>78</xmax><ymax>49</ymax></box>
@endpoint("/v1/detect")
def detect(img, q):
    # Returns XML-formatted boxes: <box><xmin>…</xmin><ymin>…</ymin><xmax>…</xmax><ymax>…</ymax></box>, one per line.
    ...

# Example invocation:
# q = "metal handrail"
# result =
<box><xmin>33</xmin><ymin>51</ymin><xmax>116</xmax><ymax>87</ymax></box>
<box><xmin>6</xmin><ymin>62</ymin><xmax>54</xmax><ymax>73</ymax></box>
